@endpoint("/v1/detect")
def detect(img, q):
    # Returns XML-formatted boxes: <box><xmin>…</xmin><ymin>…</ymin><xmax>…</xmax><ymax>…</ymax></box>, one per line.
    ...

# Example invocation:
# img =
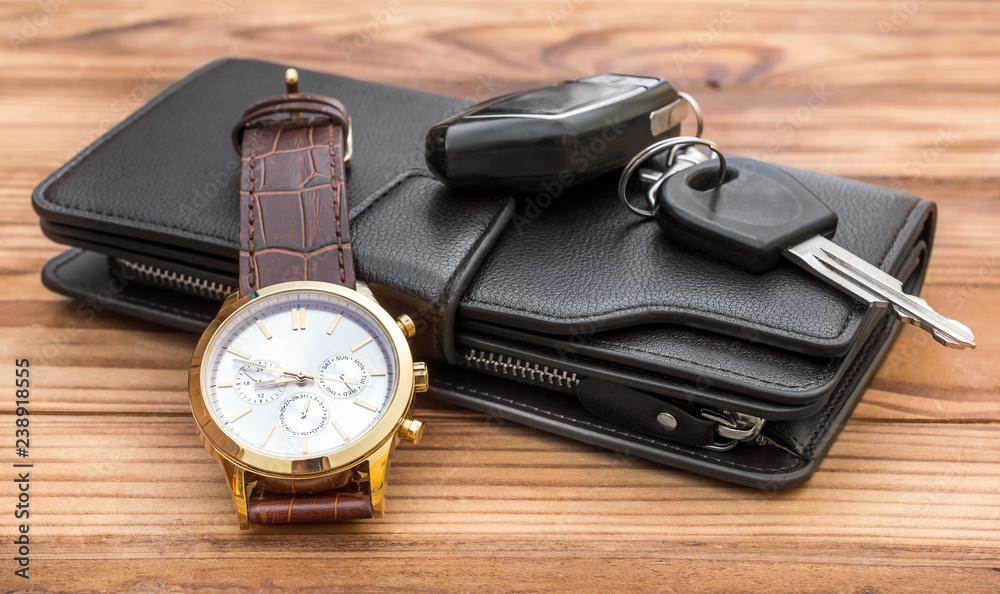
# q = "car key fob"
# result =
<box><xmin>425</xmin><ymin>74</ymin><xmax>688</xmax><ymax>192</ymax></box>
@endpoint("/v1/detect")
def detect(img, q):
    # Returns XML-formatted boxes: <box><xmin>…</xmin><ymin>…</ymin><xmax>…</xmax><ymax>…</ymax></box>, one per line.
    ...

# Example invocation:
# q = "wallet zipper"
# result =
<box><xmin>461</xmin><ymin>346</ymin><xmax>785</xmax><ymax>452</ymax></box>
<box><xmin>463</xmin><ymin>348</ymin><xmax>581</xmax><ymax>390</ymax></box>
<box><xmin>114</xmin><ymin>258</ymin><xmax>235</xmax><ymax>301</ymax></box>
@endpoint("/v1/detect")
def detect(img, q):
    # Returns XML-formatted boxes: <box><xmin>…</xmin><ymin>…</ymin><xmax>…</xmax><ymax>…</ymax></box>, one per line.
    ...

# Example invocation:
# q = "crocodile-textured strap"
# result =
<box><xmin>247</xmin><ymin>470</ymin><xmax>374</xmax><ymax>525</ymax></box>
<box><xmin>236</xmin><ymin>93</ymin><xmax>354</xmax><ymax>297</ymax></box>
<box><xmin>234</xmin><ymin>93</ymin><xmax>373</xmax><ymax>524</ymax></box>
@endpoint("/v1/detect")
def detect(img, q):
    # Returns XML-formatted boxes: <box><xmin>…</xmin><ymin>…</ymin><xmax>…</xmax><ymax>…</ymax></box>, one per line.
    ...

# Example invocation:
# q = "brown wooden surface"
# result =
<box><xmin>1</xmin><ymin>0</ymin><xmax>999</xmax><ymax>591</ymax></box>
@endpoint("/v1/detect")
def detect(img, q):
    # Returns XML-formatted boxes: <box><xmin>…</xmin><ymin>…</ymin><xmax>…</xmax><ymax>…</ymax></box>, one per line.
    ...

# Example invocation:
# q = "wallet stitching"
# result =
<box><xmin>583</xmin><ymin>337</ymin><xmax>838</xmax><ymax>391</ymax></box>
<box><xmin>876</xmin><ymin>200</ymin><xmax>921</xmax><ymax>264</ymax></box>
<box><xmin>40</xmin><ymin>198</ymin><xmax>237</xmax><ymax>242</ymax></box>
<box><xmin>465</xmin><ymin>199</ymin><xmax>925</xmax><ymax>343</ymax></box>
<box><xmin>40</xmin><ymin>168</ymin><xmax>438</xmax><ymax>249</ymax></box>
<box><xmin>112</xmin><ymin>291</ymin><xmax>215</xmax><ymax>322</ymax></box>
<box><xmin>460</xmin><ymin>297</ymin><xmax>855</xmax><ymax>341</ymax></box>
<box><xmin>769</xmin><ymin>316</ymin><xmax>886</xmax><ymax>455</ymax></box>
<box><xmin>35</xmin><ymin>62</ymin><xmax>245</xmax><ymax>243</ymax></box>
<box><xmin>799</xmin><ymin>317</ymin><xmax>884</xmax><ymax>453</ymax></box>
<box><xmin>435</xmin><ymin>379</ymin><xmax>804</xmax><ymax>473</ymax></box>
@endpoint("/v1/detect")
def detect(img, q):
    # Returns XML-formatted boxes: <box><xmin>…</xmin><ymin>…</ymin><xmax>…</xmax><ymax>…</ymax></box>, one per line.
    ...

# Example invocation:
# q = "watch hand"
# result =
<box><xmin>254</xmin><ymin>376</ymin><xmax>369</xmax><ymax>389</ymax></box>
<box><xmin>232</xmin><ymin>357</ymin><xmax>314</xmax><ymax>381</ymax></box>
<box><xmin>318</xmin><ymin>376</ymin><xmax>370</xmax><ymax>388</ymax></box>
<box><xmin>254</xmin><ymin>377</ymin><xmax>313</xmax><ymax>387</ymax></box>
<box><xmin>254</xmin><ymin>377</ymin><xmax>297</xmax><ymax>387</ymax></box>
<box><xmin>232</xmin><ymin>356</ymin><xmax>263</xmax><ymax>367</ymax></box>
<box><xmin>300</xmin><ymin>398</ymin><xmax>310</xmax><ymax>418</ymax></box>
<box><xmin>231</xmin><ymin>358</ymin><xmax>272</xmax><ymax>380</ymax></box>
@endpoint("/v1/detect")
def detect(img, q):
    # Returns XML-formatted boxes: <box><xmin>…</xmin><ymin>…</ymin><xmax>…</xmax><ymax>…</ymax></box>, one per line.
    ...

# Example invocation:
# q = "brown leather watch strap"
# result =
<box><xmin>247</xmin><ymin>469</ymin><xmax>374</xmax><ymax>525</ymax></box>
<box><xmin>234</xmin><ymin>92</ymin><xmax>373</xmax><ymax>524</ymax></box>
<box><xmin>249</xmin><ymin>490</ymin><xmax>374</xmax><ymax>524</ymax></box>
<box><xmin>236</xmin><ymin>93</ymin><xmax>355</xmax><ymax>297</ymax></box>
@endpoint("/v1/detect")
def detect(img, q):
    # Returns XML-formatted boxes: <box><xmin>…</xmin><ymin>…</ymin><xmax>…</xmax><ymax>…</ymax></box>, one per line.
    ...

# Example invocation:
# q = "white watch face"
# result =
<box><xmin>201</xmin><ymin>289</ymin><xmax>398</xmax><ymax>459</ymax></box>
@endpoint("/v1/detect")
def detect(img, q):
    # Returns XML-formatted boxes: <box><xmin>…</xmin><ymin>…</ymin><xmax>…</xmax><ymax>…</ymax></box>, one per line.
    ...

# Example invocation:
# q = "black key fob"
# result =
<box><xmin>425</xmin><ymin>74</ymin><xmax>687</xmax><ymax>192</ymax></box>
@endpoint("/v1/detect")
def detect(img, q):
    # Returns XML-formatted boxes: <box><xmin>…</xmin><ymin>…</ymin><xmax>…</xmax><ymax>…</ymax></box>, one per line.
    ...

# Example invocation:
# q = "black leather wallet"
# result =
<box><xmin>34</xmin><ymin>58</ymin><xmax>936</xmax><ymax>488</ymax></box>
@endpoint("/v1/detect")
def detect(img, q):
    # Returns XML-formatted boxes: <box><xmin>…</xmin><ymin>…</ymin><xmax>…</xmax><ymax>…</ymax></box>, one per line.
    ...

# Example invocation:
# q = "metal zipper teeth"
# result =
<box><xmin>462</xmin><ymin>348</ymin><xmax>581</xmax><ymax>391</ymax></box>
<box><xmin>114</xmin><ymin>258</ymin><xmax>234</xmax><ymax>301</ymax></box>
<box><xmin>462</xmin><ymin>347</ymin><xmax>771</xmax><ymax>450</ymax></box>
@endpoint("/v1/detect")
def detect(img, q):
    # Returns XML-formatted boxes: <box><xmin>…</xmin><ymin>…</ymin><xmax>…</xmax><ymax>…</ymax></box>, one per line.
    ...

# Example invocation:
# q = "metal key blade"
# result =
<box><xmin>785</xmin><ymin>236</ymin><xmax>976</xmax><ymax>350</ymax></box>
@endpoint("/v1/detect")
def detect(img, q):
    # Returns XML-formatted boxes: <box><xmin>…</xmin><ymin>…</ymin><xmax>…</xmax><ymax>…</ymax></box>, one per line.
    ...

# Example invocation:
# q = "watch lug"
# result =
<box><xmin>220</xmin><ymin>459</ymin><xmax>251</xmax><ymax>530</ymax></box>
<box><xmin>222</xmin><ymin>289</ymin><xmax>242</xmax><ymax>307</ymax></box>
<box><xmin>354</xmin><ymin>280</ymin><xmax>378</xmax><ymax>304</ymax></box>
<box><xmin>344</xmin><ymin>117</ymin><xmax>354</xmax><ymax>168</ymax></box>
<box><xmin>364</xmin><ymin>432</ymin><xmax>400</xmax><ymax>519</ymax></box>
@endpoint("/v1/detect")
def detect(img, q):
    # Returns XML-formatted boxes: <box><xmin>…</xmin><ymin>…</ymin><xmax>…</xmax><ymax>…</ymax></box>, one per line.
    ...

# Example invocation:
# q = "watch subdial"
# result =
<box><xmin>277</xmin><ymin>393</ymin><xmax>329</xmax><ymax>438</ymax></box>
<box><xmin>317</xmin><ymin>354</ymin><xmax>370</xmax><ymax>399</ymax></box>
<box><xmin>234</xmin><ymin>360</ymin><xmax>285</xmax><ymax>405</ymax></box>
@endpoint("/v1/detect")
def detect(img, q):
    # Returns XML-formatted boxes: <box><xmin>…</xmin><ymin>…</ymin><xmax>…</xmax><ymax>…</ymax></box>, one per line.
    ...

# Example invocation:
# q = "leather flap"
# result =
<box><xmin>460</xmin><ymin>170</ymin><xmax>931</xmax><ymax>358</ymax></box>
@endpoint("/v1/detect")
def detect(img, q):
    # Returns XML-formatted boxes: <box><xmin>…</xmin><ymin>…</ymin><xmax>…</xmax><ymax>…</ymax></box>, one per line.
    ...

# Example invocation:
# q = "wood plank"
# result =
<box><xmin>17</xmin><ymin>560</ymin><xmax>1000</xmax><ymax>593</ymax></box>
<box><xmin>0</xmin><ymin>415</ymin><xmax>997</xmax><ymax>592</ymax></box>
<box><xmin>4</xmin><ymin>415</ymin><xmax>999</xmax><ymax>536</ymax></box>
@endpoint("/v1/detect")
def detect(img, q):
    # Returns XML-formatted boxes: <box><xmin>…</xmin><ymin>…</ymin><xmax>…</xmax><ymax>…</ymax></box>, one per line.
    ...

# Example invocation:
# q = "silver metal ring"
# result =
<box><xmin>677</xmin><ymin>92</ymin><xmax>704</xmax><ymax>138</ymax></box>
<box><xmin>618</xmin><ymin>136</ymin><xmax>727</xmax><ymax>217</ymax></box>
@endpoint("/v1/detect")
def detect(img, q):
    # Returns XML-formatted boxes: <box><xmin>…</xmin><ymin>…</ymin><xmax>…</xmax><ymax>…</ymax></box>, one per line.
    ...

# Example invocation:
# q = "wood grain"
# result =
<box><xmin>0</xmin><ymin>0</ymin><xmax>998</xmax><ymax>591</ymax></box>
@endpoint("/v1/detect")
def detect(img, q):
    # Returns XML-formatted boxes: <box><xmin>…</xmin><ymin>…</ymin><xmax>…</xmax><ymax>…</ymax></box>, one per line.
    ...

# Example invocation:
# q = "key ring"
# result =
<box><xmin>618</xmin><ymin>136</ymin><xmax>727</xmax><ymax>217</ymax></box>
<box><xmin>677</xmin><ymin>92</ymin><xmax>704</xmax><ymax>138</ymax></box>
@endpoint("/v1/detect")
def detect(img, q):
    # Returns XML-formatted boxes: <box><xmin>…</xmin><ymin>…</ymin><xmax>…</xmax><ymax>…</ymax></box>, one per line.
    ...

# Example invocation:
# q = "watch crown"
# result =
<box><xmin>399</xmin><ymin>418</ymin><xmax>425</xmax><ymax>445</ymax></box>
<box><xmin>396</xmin><ymin>314</ymin><xmax>416</xmax><ymax>338</ymax></box>
<box><xmin>413</xmin><ymin>362</ymin><xmax>429</xmax><ymax>393</ymax></box>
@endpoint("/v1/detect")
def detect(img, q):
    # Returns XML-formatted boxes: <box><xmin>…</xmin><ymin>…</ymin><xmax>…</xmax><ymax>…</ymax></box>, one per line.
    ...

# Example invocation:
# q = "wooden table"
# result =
<box><xmin>2</xmin><ymin>0</ymin><xmax>998</xmax><ymax>591</ymax></box>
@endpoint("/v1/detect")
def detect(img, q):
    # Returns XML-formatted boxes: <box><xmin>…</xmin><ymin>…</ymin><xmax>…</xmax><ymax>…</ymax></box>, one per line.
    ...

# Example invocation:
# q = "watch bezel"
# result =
<box><xmin>188</xmin><ymin>280</ymin><xmax>414</xmax><ymax>478</ymax></box>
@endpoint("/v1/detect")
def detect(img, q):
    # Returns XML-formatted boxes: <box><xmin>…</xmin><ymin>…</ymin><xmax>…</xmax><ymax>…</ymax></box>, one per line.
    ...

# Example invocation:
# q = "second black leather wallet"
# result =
<box><xmin>34</xmin><ymin>58</ymin><xmax>936</xmax><ymax>488</ymax></box>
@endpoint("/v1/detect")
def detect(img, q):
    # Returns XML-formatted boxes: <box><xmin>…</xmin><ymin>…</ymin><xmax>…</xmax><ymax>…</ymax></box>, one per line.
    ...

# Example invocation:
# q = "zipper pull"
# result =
<box><xmin>701</xmin><ymin>409</ymin><xmax>801</xmax><ymax>456</ymax></box>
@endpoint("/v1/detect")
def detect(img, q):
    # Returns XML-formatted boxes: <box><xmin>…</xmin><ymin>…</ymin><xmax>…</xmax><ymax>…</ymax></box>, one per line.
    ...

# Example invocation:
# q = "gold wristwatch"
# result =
<box><xmin>188</xmin><ymin>69</ymin><xmax>427</xmax><ymax>529</ymax></box>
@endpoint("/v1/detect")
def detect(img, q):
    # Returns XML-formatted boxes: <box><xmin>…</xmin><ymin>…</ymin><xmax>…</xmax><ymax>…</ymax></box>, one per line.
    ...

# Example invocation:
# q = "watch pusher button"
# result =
<box><xmin>413</xmin><ymin>362</ymin><xmax>429</xmax><ymax>393</ymax></box>
<box><xmin>396</xmin><ymin>314</ymin><xmax>416</xmax><ymax>338</ymax></box>
<box><xmin>399</xmin><ymin>418</ymin><xmax>425</xmax><ymax>444</ymax></box>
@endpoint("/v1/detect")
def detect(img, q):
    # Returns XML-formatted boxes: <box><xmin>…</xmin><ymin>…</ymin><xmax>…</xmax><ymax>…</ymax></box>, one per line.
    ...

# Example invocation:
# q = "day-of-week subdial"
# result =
<box><xmin>317</xmin><ymin>354</ymin><xmax>370</xmax><ymax>399</ymax></box>
<box><xmin>234</xmin><ymin>360</ymin><xmax>285</xmax><ymax>405</ymax></box>
<box><xmin>277</xmin><ymin>393</ymin><xmax>329</xmax><ymax>438</ymax></box>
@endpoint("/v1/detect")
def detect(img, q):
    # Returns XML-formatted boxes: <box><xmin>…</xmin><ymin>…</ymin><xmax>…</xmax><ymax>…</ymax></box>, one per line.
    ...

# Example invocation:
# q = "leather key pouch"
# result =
<box><xmin>35</xmin><ymin>58</ymin><xmax>937</xmax><ymax>488</ymax></box>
